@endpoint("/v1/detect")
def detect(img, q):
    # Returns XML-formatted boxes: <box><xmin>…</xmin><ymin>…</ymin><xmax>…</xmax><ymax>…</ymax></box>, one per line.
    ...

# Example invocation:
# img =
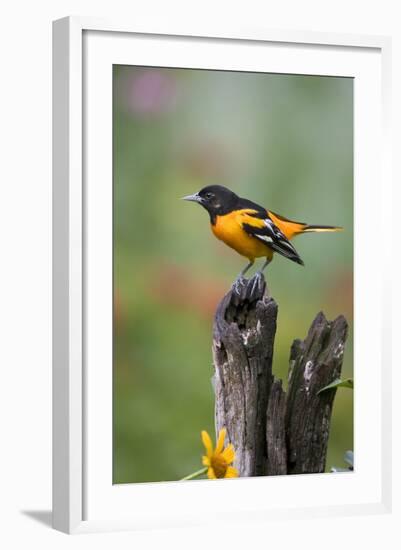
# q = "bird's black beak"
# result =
<box><xmin>181</xmin><ymin>193</ymin><xmax>202</xmax><ymax>204</ymax></box>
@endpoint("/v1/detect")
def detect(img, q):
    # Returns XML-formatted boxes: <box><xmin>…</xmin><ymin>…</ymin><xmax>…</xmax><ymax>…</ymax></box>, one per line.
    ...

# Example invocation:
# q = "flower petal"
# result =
<box><xmin>221</xmin><ymin>444</ymin><xmax>235</xmax><ymax>464</ymax></box>
<box><xmin>202</xmin><ymin>455</ymin><xmax>211</xmax><ymax>467</ymax></box>
<box><xmin>215</xmin><ymin>428</ymin><xmax>227</xmax><ymax>455</ymax></box>
<box><xmin>225</xmin><ymin>466</ymin><xmax>239</xmax><ymax>478</ymax></box>
<box><xmin>207</xmin><ymin>467</ymin><xmax>216</xmax><ymax>479</ymax></box>
<box><xmin>201</xmin><ymin>430</ymin><xmax>213</xmax><ymax>458</ymax></box>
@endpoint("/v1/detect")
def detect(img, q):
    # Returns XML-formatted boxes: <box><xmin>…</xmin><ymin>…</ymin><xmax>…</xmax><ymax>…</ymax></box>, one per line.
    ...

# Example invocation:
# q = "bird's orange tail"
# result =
<box><xmin>267</xmin><ymin>211</ymin><xmax>343</xmax><ymax>240</ymax></box>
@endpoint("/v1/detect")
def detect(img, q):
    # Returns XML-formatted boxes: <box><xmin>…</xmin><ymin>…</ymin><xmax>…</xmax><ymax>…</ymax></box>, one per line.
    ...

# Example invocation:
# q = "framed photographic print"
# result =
<box><xmin>52</xmin><ymin>17</ymin><xmax>392</xmax><ymax>533</ymax></box>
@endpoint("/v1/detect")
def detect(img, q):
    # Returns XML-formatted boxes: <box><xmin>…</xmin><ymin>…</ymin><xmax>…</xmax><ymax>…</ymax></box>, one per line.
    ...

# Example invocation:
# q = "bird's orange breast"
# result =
<box><xmin>211</xmin><ymin>210</ymin><xmax>273</xmax><ymax>261</ymax></box>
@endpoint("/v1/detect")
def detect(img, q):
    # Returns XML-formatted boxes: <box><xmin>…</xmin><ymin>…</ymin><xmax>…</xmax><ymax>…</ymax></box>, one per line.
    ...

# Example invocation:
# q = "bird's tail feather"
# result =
<box><xmin>302</xmin><ymin>224</ymin><xmax>343</xmax><ymax>233</ymax></box>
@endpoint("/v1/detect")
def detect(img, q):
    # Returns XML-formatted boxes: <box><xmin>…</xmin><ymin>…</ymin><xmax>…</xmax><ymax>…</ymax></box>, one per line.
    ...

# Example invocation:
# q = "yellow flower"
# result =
<box><xmin>201</xmin><ymin>428</ymin><xmax>238</xmax><ymax>479</ymax></box>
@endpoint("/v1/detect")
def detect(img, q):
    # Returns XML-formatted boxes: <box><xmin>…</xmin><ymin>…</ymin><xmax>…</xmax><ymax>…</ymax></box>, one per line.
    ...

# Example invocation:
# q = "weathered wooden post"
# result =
<box><xmin>213</xmin><ymin>276</ymin><xmax>276</xmax><ymax>476</ymax></box>
<box><xmin>212</xmin><ymin>274</ymin><xmax>348</xmax><ymax>477</ymax></box>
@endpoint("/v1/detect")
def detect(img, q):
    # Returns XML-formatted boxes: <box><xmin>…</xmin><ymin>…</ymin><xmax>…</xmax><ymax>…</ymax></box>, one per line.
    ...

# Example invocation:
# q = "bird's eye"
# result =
<box><xmin>206</xmin><ymin>192</ymin><xmax>213</xmax><ymax>199</ymax></box>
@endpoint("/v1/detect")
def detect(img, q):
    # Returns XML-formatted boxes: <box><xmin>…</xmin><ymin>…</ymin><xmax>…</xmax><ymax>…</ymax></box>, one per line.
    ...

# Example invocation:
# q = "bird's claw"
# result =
<box><xmin>231</xmin><ymin>272</ymin><xmax>266</xmax><ymax>301</ymax></box>
<box><xmin>232</xmin><ymin>276</ymin><xmax>246</xmax><ymax>296</ymax></box>
<box><xmin>249</xmin><ymin>271</ymin><xmax>264</xmax><ymax>298</ymax></box>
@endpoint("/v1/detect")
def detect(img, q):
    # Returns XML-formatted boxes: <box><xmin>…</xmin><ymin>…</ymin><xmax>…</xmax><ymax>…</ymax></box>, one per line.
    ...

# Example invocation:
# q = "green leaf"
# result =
<box><xmin>331</xmin><ymin>450</ymin><xmax>354</xmax><ymax>473</ymax></box>
<box><xmin>343</xmin><ymin>450</ymin><xmax>354</xmax><ymax>468</ymax></box>
<box><xmin>317</xmin><ymin>378</ymin><xmax>353</xmax><ymax>395</ymax></box>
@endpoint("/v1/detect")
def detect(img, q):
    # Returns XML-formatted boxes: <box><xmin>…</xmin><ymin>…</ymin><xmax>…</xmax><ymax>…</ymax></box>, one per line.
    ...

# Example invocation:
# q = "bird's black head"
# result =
<box><xmin>182</xmin><ymin>185</ymin><xmax>239</xmax><ymax>223</ymax></box>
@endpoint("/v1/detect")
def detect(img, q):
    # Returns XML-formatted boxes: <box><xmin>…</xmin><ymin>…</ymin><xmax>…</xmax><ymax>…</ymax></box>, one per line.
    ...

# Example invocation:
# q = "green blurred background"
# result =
<box><xmin>113</xmin><ymin>65</ymin><xmax>353</xmax><ymax>483</ymax></box>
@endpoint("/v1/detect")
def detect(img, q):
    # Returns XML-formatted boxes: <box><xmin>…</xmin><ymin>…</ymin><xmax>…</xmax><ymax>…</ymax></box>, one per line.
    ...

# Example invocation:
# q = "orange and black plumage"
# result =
<box><xmin>183</xmin><ymin>185</ymin><xmax>342</xmax><ymax>279</ymax></box>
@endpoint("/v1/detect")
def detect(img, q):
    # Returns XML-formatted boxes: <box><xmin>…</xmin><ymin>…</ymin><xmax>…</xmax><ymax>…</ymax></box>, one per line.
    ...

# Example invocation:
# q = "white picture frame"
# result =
<box><xmin>52</xmin><ymin>16</ymin><xmax>392</xmax><ymax>534</ymax></box>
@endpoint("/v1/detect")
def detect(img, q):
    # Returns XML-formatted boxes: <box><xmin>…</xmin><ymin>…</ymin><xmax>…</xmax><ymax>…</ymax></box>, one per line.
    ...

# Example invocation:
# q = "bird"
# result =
<box><xmin>182</xmin><ymin>185</ymin><xmax>342</xmax><ymax>286</ymax></box>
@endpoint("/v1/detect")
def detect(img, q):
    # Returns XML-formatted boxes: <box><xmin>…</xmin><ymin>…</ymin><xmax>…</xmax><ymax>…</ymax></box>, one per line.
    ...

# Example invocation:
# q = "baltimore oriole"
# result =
<box><xmin>183</xmin><ymin>185</ymin><xmax>342</xmax><ymax>280</ymax></box>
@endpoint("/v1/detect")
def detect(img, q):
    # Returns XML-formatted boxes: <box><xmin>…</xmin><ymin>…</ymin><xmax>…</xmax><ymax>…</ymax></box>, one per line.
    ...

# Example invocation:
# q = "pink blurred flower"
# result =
<box><xmin>118</xmin><ymin>69</ymin><xmax>178</xmax><ymax>117</ymax></box>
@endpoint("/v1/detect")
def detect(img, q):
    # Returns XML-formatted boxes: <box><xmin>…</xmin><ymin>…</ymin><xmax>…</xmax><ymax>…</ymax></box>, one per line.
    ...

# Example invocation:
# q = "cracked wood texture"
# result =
<box><xmin>285</xmin><ymin>312</ymin><xmax>348</xmax><ymax>474</ymax></box>
<box><xmin>213</xmin><ymin>275</ymin><xmax>277</xmax><ymax>477</ymax></box>
<box><xmin>212</xmin><ymin>274</ymin><xmax>348</xmax><ymax>477</ymax></box>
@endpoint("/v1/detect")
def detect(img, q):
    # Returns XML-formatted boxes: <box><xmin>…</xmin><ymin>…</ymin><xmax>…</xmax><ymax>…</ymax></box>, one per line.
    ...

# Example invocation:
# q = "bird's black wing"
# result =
<box><xmin>242</xmin><ymin>213</ymin><xmax>304</xmax><ymax>266</ymax></box>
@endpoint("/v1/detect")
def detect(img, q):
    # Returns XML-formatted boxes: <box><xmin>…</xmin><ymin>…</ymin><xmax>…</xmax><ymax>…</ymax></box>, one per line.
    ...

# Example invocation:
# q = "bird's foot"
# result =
<box><xmin>232</xmin><ymin>276</ymin><xmax>247</xmax><ymax>296</ymax></box>
<box><xmin>231</xmin><ymin>272</ymin><xmax>266</xmax><ymax>301</ymax></box>
<box><xmin>249</xmin><ymin>271</ymin><xmax>266</xmax><ymax>298</ymax></box>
